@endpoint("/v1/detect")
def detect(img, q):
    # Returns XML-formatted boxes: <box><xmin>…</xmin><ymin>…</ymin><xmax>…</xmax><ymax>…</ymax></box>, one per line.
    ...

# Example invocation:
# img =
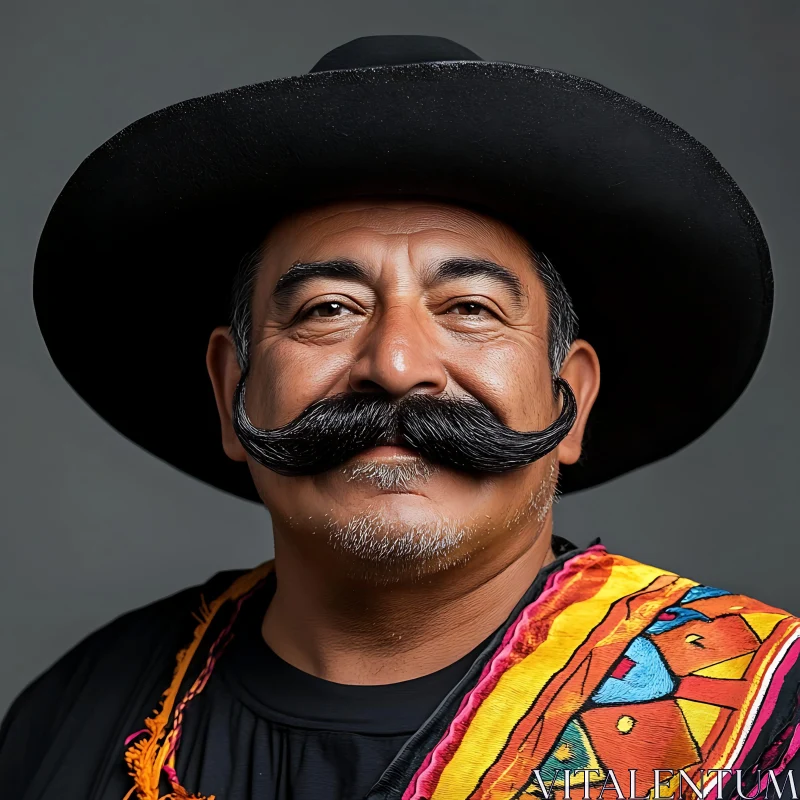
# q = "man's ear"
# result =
<box><xmin>555</xmin><ymin>339</ymin><xmax>600</xmax><ymax>466</ymax></box>
<box><xmin>206</xmin><ymin>326</ymin><xmax>248</xmax><ymax>462</ymax></box>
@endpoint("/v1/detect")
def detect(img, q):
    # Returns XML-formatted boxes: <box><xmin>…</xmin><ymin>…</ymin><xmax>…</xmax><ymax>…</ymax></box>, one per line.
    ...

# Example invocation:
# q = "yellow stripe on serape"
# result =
<box><xmin>431</xmin><ymin>561</ymin><xmax>672</xmax><ymax>800</ymax></box>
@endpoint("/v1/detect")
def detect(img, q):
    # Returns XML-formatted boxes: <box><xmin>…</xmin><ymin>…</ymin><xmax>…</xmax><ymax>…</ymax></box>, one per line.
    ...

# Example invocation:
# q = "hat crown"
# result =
<box><xmin>309</xmin><ymin>35</ymin><xmax>482</xmax><ymax>73</ymax></box>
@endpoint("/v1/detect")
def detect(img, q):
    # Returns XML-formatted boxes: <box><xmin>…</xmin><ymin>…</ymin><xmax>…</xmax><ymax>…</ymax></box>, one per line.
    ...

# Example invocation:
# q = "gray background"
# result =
<box><xmin>2</xmin><ymin>0</ymin><xmax>798</xmax><ymax>718</ymax></box>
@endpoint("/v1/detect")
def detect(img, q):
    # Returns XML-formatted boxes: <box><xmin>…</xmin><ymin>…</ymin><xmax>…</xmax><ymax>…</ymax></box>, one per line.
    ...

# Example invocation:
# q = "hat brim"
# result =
<box><xmin>33</xmin><ymin>61</ymin><xmax>772</xmax><ymax>499</ymax></box>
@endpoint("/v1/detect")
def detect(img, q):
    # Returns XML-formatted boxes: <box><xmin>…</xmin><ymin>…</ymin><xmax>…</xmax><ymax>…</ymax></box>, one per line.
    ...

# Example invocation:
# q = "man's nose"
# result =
<box><xmin>348</xmin><ymin>302</ymin><xmax>448</xmax><ymax>398</ymax></box>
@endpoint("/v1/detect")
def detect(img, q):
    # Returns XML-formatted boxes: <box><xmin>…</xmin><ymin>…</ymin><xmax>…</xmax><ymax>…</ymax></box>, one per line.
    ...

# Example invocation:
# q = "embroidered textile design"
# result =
<box><xmin>401</xmin><ymin>547</ymin><xmax>800</xmax><ymax>800</ymax></box>
<box><xmin>122</xmin><ymin>562</ymin><xmax>274</xmax><ymax>800</ymax></box>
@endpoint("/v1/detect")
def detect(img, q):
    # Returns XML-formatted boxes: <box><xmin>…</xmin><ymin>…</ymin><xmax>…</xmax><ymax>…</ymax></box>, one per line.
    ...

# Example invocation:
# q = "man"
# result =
<box><xmin>2</xmin><ymin>34</ymin><xmax>797</xmax><ymax>800</ymax></box>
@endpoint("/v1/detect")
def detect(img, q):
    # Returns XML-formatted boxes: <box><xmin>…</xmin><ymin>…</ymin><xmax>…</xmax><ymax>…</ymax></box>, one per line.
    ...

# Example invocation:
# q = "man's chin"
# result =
<box><xmin>320</xmin><ymin>506</ymin><xmax>477</xmax><ymax>583</ymax></box>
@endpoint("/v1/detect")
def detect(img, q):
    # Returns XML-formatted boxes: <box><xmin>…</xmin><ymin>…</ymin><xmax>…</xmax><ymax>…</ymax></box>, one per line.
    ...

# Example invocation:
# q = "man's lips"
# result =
<box><xmin>357</xmin><ymin>444</ymin><xmax>420</xmax><ymax>458</ymax></box>
<box><xmin>356</xmin><ymin>432</ymin><xmax>420</xmax><ymax>458</ymax></box>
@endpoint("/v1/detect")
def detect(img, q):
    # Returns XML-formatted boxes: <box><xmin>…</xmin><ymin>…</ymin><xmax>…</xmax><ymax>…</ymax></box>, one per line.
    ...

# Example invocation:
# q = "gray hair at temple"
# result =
<box><xmin>228</xmin><ymin>242</ymin><xmax>579</xmax><ymax>380</ymax></box>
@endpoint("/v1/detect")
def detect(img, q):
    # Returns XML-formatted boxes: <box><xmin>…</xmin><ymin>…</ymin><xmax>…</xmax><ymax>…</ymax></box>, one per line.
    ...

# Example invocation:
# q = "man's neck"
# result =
<box><xmin>260</xmin><ymin>521</ymin><xmax>557</xmax><ymax>685</ymax></box>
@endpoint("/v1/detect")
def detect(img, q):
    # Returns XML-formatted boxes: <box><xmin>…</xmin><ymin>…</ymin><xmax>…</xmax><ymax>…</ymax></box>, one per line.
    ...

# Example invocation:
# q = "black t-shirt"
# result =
<box><xmin>175</xmin><ymin>569</ymin><xmax>496</xmax><ymax>799</ymax></box>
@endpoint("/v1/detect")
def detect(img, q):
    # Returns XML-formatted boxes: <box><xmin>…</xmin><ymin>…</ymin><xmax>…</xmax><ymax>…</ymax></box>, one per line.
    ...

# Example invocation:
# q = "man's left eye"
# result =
<box><xmin>307</xmin><ymin>301</ymin><xmax>353</xmax><ymax>317</ymax></box>
<box><xmin>447</xmin><ymin>302</ymin><xmax>489</xmax><ymax>317</ymax></box>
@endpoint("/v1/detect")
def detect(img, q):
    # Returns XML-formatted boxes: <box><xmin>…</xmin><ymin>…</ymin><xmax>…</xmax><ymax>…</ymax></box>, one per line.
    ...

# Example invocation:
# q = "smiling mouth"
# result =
<box><xmin>356</xmin><ymin>444</ymin><xmax>421</xmax><ymax>459</ymax></box>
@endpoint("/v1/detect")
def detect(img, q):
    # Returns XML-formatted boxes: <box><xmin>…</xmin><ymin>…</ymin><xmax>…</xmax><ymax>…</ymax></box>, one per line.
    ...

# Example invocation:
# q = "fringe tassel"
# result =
<box><xmin>122</xmin><ymin>561</ymin><xmax>275</xmax><ymax>800</ymax></box>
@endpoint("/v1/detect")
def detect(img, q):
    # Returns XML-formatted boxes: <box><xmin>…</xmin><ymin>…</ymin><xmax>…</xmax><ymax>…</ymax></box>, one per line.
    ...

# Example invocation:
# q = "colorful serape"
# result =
<box><xmin>402</xmin><ymin>546</ymin><xmax>800</xmax><ymax>800</ymax></box>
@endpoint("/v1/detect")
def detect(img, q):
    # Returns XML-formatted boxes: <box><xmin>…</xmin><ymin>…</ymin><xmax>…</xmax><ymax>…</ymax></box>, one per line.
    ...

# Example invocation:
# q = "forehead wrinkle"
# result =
<box><xmin>262</xmin><ymin>198</ymin><xmax>528</xmax><ymax>262</ymax></box>
<box><xmin>269</xmin><ymin>200</ymin><xmax>516</xmax><ymax>242</ymax></box>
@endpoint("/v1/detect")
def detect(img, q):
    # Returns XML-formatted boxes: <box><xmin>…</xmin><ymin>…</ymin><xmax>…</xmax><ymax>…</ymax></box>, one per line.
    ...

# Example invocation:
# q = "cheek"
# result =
<box><xmin>246</xmin><ymin>339</ymin><xmax>353</xmax><ymax>427</ymax></box>
<box><xmin>448</xmin><ymin>339</ymin><xmax>553</xmax><ymax>429</ymax></box>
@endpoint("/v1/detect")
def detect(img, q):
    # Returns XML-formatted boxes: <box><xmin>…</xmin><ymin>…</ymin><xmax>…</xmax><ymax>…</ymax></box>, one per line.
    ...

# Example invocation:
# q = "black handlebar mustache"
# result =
<box><xmin>231</xmin><ymin>372</ymin><xmax>577</xmax><ymax>477</ymax></box>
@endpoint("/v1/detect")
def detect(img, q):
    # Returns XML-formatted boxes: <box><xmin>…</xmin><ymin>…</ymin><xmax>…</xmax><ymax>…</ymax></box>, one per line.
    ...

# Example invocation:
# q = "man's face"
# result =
<box><xmin>207</xmin><ymin>199</ymin><xmax>598</xmax><ymax>580</ymax></box>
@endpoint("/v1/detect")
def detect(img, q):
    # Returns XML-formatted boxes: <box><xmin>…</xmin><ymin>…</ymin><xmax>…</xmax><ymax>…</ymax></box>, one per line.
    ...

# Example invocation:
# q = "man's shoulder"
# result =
<box><xmin>556</xmin><ymin>546</ymin><xmax>800</xmax><ymax>712</ymax></box>
<box><xmin>585</xmin><ymin>547</ymin><xmax>797</xmax><ymax>620</ymax></box>
<box><xmin>0</xmin><ymin>567</ymin><xmax>250</xmax><ymax>795</ymax></box>
<box><xmin>489</xmin><ymin>547</ymin><xmax>800</xmax><ymax>795</ymax></box>
<box><xmin>600</xmin><ymin>551</ymin><xmax>800</xmax><ymax>752</ymax></box>
<box><xmin>4</xmin><ymin>567</ymin><xmax>250</xmax><ymax>712</ymax></box>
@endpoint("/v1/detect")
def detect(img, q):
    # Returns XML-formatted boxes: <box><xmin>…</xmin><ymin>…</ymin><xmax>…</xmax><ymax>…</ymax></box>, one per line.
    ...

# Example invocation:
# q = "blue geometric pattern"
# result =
<box><xmin>591</xmin><ymin>637</ymin><xmax>674</xmax><ymax>705</ymax></box>
<box><xmin>680</xmin><ymin>585</ymin><xmax>731</xmax><ymax>605</ymax></box>
<box><xmin>645</xmin><ymin>606</ymin><xmax>710</xmax><ymax>635</ymax></box>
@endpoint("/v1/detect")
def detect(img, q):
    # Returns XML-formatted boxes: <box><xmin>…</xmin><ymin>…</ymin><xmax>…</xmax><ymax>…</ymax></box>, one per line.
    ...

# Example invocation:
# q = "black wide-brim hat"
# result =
<box><xmin>33</xmin><ymin>35</ymin><xmax>772</xmax><ymax>500</ymax></box>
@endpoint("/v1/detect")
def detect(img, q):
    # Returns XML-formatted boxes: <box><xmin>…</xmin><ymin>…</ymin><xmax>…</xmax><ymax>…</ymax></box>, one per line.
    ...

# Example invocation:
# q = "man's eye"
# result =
<box><xmin>306</xmin><ymin>301</ymin><xmax>353</xmax><ymax>318</ymax></box>
<box><xmin>446</xmin><ymin>302</ymin><xmax>490</xmax><ymax>317</ymax></box>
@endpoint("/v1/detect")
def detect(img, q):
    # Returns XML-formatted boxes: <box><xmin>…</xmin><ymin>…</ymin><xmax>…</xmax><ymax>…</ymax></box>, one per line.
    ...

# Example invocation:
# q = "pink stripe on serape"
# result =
<box><xmin>734</xmin><ymin>633</ymin><xmax>800</xmax><ymax>796</ymax></box>
<box><xmin>401</xmin><ymin>544</ymin><xmax>608</xmax><ymax>800</ymax></box>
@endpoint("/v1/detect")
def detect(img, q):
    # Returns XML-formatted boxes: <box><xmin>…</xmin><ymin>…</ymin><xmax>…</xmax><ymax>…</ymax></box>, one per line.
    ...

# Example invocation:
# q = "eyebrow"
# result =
<box><xmin>427</xmin><ymin>257</ymin><xmax>525</xmax><ymax>305</ymax></box>
<box><xmin>271</xmin><ymin>259</ymin><xmax>369</xmax><ymax>307</ymax></box>
<box><xmin>269</xmin><ymin>256</ymin><xmax>526</xmax><ymax>308</ymax></box>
